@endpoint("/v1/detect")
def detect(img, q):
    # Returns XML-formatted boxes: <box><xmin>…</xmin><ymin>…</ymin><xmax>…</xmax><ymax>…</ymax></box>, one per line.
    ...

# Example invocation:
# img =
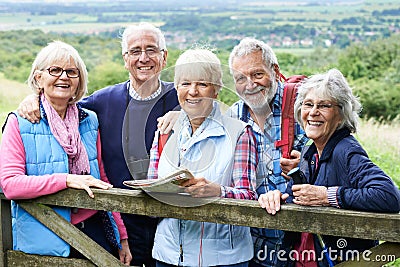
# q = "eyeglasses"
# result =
<box><xmin>125</xmin><ymin>48</ymin><xmax>164</xmax><ymax>59</ymax></box>
<box><xmin>301</xmin><ymin>101</ymin><xmax>341</xmax><ymax>111</ymax></box>
<box><xmin>46</xmin><ymin>66</ymin><xmax>80</xmax><ymax>78</ymax></box>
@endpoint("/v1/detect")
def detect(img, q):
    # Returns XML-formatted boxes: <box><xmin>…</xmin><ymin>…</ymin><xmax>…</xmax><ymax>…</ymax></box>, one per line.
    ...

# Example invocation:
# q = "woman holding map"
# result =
<box><xmin>146</xmin><ymin>48</ymin><xmax>258</xmax><ymax>267</ymax></box>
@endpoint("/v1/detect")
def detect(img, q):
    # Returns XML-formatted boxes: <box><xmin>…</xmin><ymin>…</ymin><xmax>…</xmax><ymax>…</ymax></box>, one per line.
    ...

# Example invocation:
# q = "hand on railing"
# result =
<box><xmin>66</xmin><ymin>173</ymin><xmax>113</xmax><ymax>198</ymax></box>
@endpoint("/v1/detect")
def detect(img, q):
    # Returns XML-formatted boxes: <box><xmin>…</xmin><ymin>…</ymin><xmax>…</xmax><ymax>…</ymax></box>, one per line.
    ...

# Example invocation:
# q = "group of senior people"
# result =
<box><xmin>1</xmin><ymin>22</ymin><xmax>399</xmax><ymax>267</ymax></box>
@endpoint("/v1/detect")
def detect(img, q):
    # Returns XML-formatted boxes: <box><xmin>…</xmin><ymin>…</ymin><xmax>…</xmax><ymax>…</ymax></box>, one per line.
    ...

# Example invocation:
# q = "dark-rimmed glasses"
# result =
<box><xmin>46</xmin><ymin>66</ymin><xmax>80</xmax><ymax>78</ymax></box>
<box><xmin>125</xmin><ymin>48</ymin><xmax>164</xmax><ymax>59</ymax></box>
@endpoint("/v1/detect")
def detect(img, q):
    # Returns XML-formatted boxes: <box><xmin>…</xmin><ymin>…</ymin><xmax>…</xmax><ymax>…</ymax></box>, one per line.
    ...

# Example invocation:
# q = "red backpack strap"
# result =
<box><xmin>275</xmin><ymin>74</ymin><xmax>307</xmax><ymax>159</ymax></box>
<box><xmin>158</xmin><ymin>131</ymin><xmax>172</xmax><ymax>155</ymax></box>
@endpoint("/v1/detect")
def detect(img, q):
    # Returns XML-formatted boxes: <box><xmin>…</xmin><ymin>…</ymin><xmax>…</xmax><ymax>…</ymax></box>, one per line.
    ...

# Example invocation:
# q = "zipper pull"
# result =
<box><xmin>180</xmin><ymin>244</ymin><xmax>183</xmax><ymax>262</ymax></box>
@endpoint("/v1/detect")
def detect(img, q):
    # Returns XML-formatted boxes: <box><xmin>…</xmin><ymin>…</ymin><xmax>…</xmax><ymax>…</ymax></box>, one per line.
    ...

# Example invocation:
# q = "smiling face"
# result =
<box><xmin>177</xmin><ymin>79</ymin><xmax>217</xmax><ymax>123</ymax></box>
<box><xmin>301</xmin><ymin>88</ymin><xmax>343</xmax><ymax>153</ymax></box>
<box><xmin>123</xmin><ymin>29</ymin><xmax>167</xmax><ymax>90</ymax></box>
<box><xmin>231</xmin><ymin>50</ymin><xmax>279</xmax><ymax>111</ymax></box>
<box><xmin>35</xmin><ymin>59</ymin><xmax>80</xmax><ymax>107</ymax></box>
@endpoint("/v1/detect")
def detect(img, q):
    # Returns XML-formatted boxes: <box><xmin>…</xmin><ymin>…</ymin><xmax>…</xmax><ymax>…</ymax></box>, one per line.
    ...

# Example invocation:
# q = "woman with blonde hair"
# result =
<box><xmin>147</xmin><ymin>48</ymin><xmax>258</xmax><ymax>267</ymax></box>
<box><xmin>0</xmin><ymin>41</ymin><xmax>131</xmax><ymax>264</ymax></box>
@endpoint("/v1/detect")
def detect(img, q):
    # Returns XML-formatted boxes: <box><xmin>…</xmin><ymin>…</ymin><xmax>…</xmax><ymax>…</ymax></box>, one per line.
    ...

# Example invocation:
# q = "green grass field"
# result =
<box><xmin>0</xmin><ymin>73</ymin><xmax>31</xmax><ymax>124</ymax></box>
<box><xmin>356</xmin><ymin>119</ymin><xmax>400</xmax><ymax>187</ymax></box>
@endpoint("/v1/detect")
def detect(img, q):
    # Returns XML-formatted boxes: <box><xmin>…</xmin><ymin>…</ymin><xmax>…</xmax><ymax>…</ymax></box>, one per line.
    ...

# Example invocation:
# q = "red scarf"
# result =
<box><xmin>294</xmin><ymin>232</ymin><xmax>317</xmax><ymax>267</ymax></box>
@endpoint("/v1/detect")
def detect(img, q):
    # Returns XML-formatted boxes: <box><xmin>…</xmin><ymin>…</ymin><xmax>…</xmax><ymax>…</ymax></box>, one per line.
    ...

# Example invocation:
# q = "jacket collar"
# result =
<box><xmin>304</xmin><ymin>127</ymin><xmax>351</xmax><ymax>162</ymax></box>
<box><xmin>178</xmin><ymin>101</ymin><xmax>226</xmax><ymax>141</ymax></box>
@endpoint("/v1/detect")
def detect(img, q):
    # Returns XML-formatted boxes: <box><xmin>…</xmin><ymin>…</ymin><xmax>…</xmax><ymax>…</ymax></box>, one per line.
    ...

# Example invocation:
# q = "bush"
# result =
<box><xmin>87</xmin><ymin>62</ymin><xmax>128</xmax><ymax>94</ymax></box>
<box><xmin>353</xmin><ymin>78</ymin><xmax>400</xmax><ymax>121</ymax></box>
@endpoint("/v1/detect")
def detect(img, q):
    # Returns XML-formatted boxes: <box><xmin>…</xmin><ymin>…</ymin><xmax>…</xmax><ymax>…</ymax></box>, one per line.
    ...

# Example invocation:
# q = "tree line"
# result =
<box><xmin>0</xmin><ymin>30</ymin><xmax>399</xmax><ymax>122</ymax></box>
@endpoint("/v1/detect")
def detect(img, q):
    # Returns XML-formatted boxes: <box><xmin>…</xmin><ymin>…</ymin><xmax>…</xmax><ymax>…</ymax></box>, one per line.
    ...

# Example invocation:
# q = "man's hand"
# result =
<box><xmin>157</xmin><ymin>111</ymin><xmax>180</xmax><ymax>134</ymax></box>
<box><xmin>258</xmin><ymin>190</ymin><xmax>289</xmax><ymax>215</ymax></box>
<box><xmin>17</xmin><ymin>94</ymin><xmax>41</xmax><ymax>123</ymax></box>
<box><xmin>280</xmin><ymin>150</ymin><xmax>301</xmax><ymax>180</ymax></box>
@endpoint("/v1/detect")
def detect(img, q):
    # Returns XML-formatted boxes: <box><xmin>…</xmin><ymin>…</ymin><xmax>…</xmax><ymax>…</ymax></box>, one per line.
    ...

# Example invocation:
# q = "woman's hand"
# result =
<box><xmin>66</xmin><ymin>174</ymin><xmax>113</xmax><ymax>198</ymax></box>
<box><xmin>258</xmin><ymin>190</ymin><xmax>289</xmax><ymax>215</ymax></box>
<box><xmin>118</xmin><ymin>239</ymin><xmax>132</xmax><ymax>266</ymax></box>
<box><xmin>180</xmin><ymin>177</ymin><xmax>221</xmax><ymax>198</ymax></box>
<box><xmin>292</xmin><ymin>184</ymin><xmax>329</xmax><ymax>206</ymax></box>
<box><xmin>157</xmin><ymin>111</ymin><xmax>180</xmax><ymax>134</ymax></box>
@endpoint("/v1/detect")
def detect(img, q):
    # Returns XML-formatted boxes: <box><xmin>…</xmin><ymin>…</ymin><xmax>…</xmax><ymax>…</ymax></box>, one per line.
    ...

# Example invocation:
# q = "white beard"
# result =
<box><xmin>241</xmin><ymin>80</ymin><xmax>277</xmax><ymax>112</ymax></box>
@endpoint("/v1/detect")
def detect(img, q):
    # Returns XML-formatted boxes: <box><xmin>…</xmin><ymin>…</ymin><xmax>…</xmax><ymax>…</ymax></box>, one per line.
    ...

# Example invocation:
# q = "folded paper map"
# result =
<box><xmin>123</xmin><ymin>168</ymin><xmax>194</xmax><ymax>194</ymax></box>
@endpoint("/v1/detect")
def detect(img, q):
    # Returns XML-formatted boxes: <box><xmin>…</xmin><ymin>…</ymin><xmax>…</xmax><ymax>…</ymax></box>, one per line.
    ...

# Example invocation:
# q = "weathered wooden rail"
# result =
<box><xmin>1</xmin><ymin>188</ymin><xmax>399</xmax><ymax>267</ymax></box>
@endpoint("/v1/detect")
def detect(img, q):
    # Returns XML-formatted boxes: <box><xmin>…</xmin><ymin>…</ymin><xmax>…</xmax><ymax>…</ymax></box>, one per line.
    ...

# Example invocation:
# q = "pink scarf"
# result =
<box><xmin>41</xmin><ymin>94</ymin><xmax>90</xmax><ymax>175</ymax></box>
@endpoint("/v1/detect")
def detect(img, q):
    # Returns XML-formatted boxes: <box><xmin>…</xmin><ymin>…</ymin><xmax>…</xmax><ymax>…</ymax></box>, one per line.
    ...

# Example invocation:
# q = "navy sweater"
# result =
<box><xmin>80</xmin><ymin>80</ymin><xmax>179</xmax><ymax>188</ymax></box>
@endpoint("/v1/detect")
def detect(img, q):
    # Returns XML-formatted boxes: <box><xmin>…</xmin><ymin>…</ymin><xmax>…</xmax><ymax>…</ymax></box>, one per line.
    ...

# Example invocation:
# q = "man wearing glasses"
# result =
<box><xmin>18</xmin><ymin>22</ymin><xmax>179</xmax><ymax>267</ymax></box>
<box><xmin>80</xmin><ymin>22</ymin><xmax>179</xmax><ymax>267</ymax></box>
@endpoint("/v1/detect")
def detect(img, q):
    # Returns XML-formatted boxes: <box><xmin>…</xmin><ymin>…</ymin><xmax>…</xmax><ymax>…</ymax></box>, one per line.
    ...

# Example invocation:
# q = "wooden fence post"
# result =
<box><xmin>17</xmin><ymin>201</ymin><xmax>125</xmax><ymax>267</ymax></box>
<box><xmin>0</xmin><ymin>195</ymin><xmax>12</xmax><ymax>267</ymax></box>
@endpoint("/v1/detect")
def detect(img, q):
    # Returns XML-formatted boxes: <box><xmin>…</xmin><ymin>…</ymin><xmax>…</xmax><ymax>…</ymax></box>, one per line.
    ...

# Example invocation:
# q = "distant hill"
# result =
<box><xmin>0</xmin><ymin>0</ymin><xmax>398</xmax><ymax>49</ymax></box>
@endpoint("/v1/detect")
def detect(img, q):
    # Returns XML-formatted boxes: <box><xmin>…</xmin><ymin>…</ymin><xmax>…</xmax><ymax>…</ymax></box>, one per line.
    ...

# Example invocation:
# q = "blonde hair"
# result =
<box><xmin>27</xmin><ymin>40</ymin><xmax>88</xmax><ymax>104</ymax></box>
<box><xmin>174</xmin><ymin>48</ymin><xmax>223</xmax><ymax>94</ymax></box>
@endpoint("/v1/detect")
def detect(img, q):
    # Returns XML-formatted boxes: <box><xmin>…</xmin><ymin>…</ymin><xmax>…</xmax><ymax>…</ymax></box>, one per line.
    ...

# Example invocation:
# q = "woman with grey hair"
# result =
<box><xmin>258</xmin><ymin>68</ymin><xmax>400</xmax><ymax>266</ymax></box>
<box><xmin>294</xmin><ymin>68</ymin><xmax>362</xmax><ymax>134</ymax></box>
<box><xmin>147</xmin><ymin>48</ymin><xmax>257</xmax><ymax>267</ymax></box>
<box><xmin>0</xmin><ymin>41</ymin><xmax>131</xmax><ymax>264</ymax></box>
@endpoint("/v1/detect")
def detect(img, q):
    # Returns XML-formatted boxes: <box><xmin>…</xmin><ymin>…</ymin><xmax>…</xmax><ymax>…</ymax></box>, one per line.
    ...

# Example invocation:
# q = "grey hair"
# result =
<box><xmin>294</xmin><ymin>68</ymin><xmax>362</xmax><ymax>133</ymax></box>
<box><xmin>27</xmin><ymin>40</ymin><xmax>88</xmax><ymax>104</ymax></box>
<box><xmin>174</xmin><ymin>48</ymin><xmax>223</xmax><ymax>94</ymax></box>
<box><xmin>228</xmin><ymin>37</ymin><xmax>279</xmax><ymax>74</ymax></box>
<box><xmin>120</xmin><ymin>22</ymin><xmax>167</xmax><ymax>55</ymax></box>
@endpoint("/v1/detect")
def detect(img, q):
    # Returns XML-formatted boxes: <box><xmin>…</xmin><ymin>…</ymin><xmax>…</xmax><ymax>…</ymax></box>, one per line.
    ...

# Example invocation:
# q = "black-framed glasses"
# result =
<box><xmin>301</xmin><ymin>101</ymin><xmax>341</xmax><ymax>112</ymax></box>
<box><xmin>46</xmin><ymin>66</ymin><xmax>80</xmax><ymax>78</ymax></box>
<box><xmin>125</xmin><ymin>48</ymin><xmax>164</xmax><ymax>59</ymax></box>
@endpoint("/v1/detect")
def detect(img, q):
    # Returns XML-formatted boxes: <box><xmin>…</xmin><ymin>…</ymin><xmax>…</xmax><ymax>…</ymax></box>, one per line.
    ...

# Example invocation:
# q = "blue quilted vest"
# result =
<box><xmin>12</xmin><ymin>108</ymin><xmax>119</xmax><ymax>256</ymax></box>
